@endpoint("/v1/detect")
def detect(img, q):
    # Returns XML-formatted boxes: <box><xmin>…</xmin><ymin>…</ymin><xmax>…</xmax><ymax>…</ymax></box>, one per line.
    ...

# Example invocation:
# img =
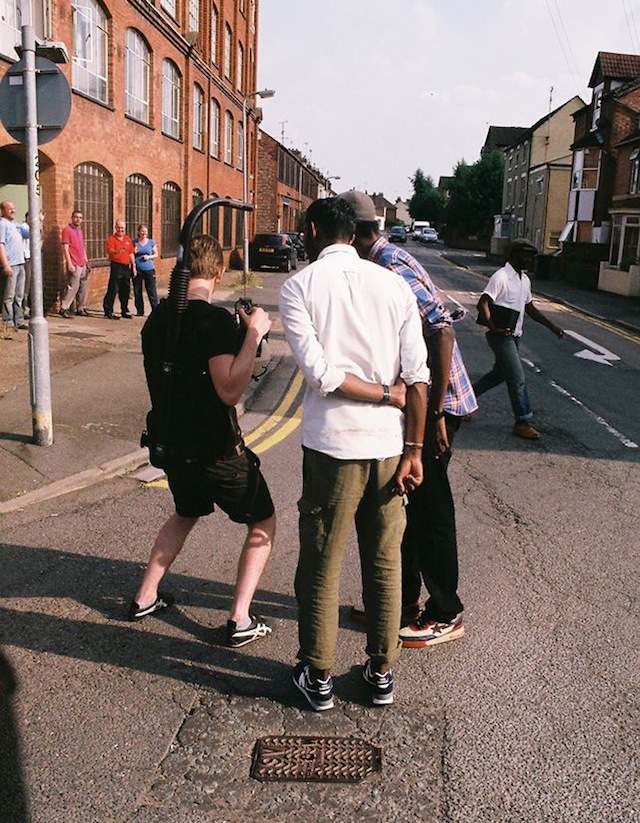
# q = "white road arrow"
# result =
<box><xmin>564</xmin><ymin>330</ymin><xmax>621</xmax><ymax>366</ymax></box>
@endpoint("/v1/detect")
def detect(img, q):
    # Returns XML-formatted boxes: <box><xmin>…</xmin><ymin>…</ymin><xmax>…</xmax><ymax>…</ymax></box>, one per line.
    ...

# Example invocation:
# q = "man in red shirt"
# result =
<box><xmin>60</xmin><ymin>210</ymin><xmax>90</xmax><ymax>318</ymax></box>
<box><xmin>103</xmin><ymin>219</ymin><xmax>136</xmax><ymax>319</ymax></box>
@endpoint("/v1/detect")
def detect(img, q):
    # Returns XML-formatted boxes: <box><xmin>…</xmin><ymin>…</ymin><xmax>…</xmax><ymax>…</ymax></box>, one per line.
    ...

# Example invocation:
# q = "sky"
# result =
<box><xmin>257</xmin><ymin>0</ymin><xmax>640</xmax><ymax>202</ymax></box>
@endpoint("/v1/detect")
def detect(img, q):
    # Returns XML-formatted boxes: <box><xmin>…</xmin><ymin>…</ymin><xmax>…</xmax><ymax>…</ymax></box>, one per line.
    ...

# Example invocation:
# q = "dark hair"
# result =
<box><xmin>505</xmin><ymin>239</ymin><xmax>537</xmax><ymax>263</ymax></box>
<box><xmin>354</xmin><ymin>221</ymin><xmax>378</xmax><ymax>239</ymax></box>
<box><xmin>306</xmin><ymin>197</ymin><xmax>356</xmax><ymax>242</ymax></box>
<box><xmin>188</xmin><ymin>234</ymin><xmax>224</xmax><ymax>279</ymax></box>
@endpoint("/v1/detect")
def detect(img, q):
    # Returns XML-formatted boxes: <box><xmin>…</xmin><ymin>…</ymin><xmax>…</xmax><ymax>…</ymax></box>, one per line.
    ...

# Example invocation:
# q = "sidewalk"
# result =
<box><xmin>443</xmin><ymin>248</ymin><xmax>640</xmax><ymax>336</ymax></box>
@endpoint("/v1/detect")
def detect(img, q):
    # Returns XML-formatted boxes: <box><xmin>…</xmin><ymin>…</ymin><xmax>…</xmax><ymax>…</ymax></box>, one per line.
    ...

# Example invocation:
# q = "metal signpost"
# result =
<box><xmin>0</xmin><ymin>20</ymin><xmax>71</xmax><ymax>445</ymax></box>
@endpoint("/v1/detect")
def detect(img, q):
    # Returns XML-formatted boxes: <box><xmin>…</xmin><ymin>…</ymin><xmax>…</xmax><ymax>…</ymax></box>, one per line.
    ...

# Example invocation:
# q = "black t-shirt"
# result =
<box><xmin>142</xmin><ymin>298</ymin><xmax>243</xmax><ymax>460</ymax></box>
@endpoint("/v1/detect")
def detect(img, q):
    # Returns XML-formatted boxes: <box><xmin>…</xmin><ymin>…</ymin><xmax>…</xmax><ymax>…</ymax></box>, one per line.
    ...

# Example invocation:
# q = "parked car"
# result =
<box><xmin>419</xmin><ymin>227</ymin><xmax>439</xmax><ymax>244</ymax></box>
<box><xmin>388</xmin><ymin>226</ymin><xmax>407</xmax><ymax>243</ymax></box>
<box><xmin>411</xmin><ymin>220</ymin><xmax>431</xmax><ymax>239</ymax></box>
<box><xmin>285</xmin><ymin>231</ymin><xmax>307</xmax><ymax>261</ymax></box>
<box><xmin>249</xmin><ymin>233</ymin><xmax>298</xmax><ymax>272</ymax></box>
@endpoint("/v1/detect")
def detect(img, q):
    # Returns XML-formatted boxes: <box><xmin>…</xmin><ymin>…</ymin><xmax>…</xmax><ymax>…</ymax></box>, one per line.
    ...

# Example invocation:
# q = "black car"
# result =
<box><xmin>249</xmin><ymin>233</ymin><xmax>298</xmax><ymax>272</ymax></box>
<box><xmin>388</xmin><ymin>226</ymin><xmax>407</xmax><ymax>243</ymax></box>
<box><xmin>285</xmin><ymin>231</ymin><xmax>307</xmax><ymax>261</ymax></box>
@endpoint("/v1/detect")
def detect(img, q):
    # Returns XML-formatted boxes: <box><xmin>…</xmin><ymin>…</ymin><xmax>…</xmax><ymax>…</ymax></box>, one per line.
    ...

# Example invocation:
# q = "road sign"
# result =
<box><xmin>0</xmin><ymin>55</ymin><xmax>71</xmax><ymax>145</ymax></box>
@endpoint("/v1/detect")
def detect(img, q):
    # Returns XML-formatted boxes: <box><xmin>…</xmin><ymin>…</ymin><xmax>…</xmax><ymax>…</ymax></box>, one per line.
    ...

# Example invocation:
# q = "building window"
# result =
<box><xmin>250</xmin><ymin>0</ymin><xmax>256</xmax><ymax>32</ymax></box>
<box><xmin>125</xmin><ymin>174</ymin><xmax>152</xmax><ymax>238</ymax></box>
<box><xmin>0</xmin><ymin>0</ymin><xmax>21</xmax><ymax>60</ymax></box>
<box><xmin>222</xmin><ymin>200</ymin><xmax>232</xmax><ymax>248</ymax></box>
<box><xmin>125</xmin><ymin>29</ymin><xmax>150</xmax><ymax>124</ymax></box>
<box><xmin>162</xmin><ymin>182</ymin><xmax>181</xmax><ymax>255</ymax></box>
<box><xmin>239</xmin><ymin>0</ymin><xmax>245</xmax><ymax>13</ymax></box>
<box><xmin>72</xmin><ymin>0</ymin><xmax>108</xmax><ymax>103</ymax></box>
<box><xmin>224</xmin><ymin>111</ymin><xmax>233</xmax><ymax>164</ymax></box>
<box><xmin>572</xmin><ymin>147</ymin><xmax>600</xmax><ymax>190</ymax></box>
<box><xmin>192</xmin><ymin>188</ymin><xmax>203</xmax><ymax>209</ymax></box>
<box><xmin>193</xmin><ymin>83</ymin><xmax>204</xmax><ymax>150</ymax></box>
<box><xmin>74</xmin><ymin>162</ymin><xmax>112</xmax><ymax>262</ymax></box>
<box><xmin>188</xmin><ymin>0</ymin><xmax>199</xmax><ymax>33</ymax></box>
<box><xmin>236</xmin><ymin>42</ymin><xmax>244</xmax><ymax>92</ymax></box>
<box><xmin>210</xmin><ymin>3</ymin><xmax>218</xmax><ymax>63</ymax></box>
<box><xmin>224</xmin><ymin>23</ymin><xmax>232</xmax><ymax>79</ymax></box>
<box><xmin>536</xmin><ymin>177</ymin><xmax>544</xmax><ymax>195</ymax></box>
<box><xmin>160</xmin><ymin>0</ymin><xmax>176</xmax><ymax>18</ymax></box>
<box><xmin>591</xmin><ymin>87</ymin><xmax>603</xmax><ymax>131</ymax></box>
<box><xmin>630</xmin><ymin>148</ymin><xmax>640</xmax><ymax>194</ymax></box>
<box><xmin>235</xmin><ymin>207</ymin><xmax>243</xmax><ymax>247</ymax></box>
<box><xmin>162</xmin><ymin>59</ymin><xmax>181</xmax><ymax>139</ymax></box>
<box><xmin>209</xmin><ymin>193</ymin><xmax>220</xmax><ymax>240</ymax></box>
<box><xmin>209</xmin><ymin>98</ymin><xmax>220</xmax><ymax>157</ymax></box>
<box><xmin>237</xmin><ymin>120</ymin><xmax>244</xmax><ymax>169</ymax></box>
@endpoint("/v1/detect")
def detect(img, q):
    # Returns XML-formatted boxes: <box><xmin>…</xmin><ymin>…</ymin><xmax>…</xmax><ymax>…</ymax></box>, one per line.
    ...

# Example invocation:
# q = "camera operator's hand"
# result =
<box><xmin>238</xmin><ymin>304</ymin><xmax>271</xmax><ymax>342</ymax></box>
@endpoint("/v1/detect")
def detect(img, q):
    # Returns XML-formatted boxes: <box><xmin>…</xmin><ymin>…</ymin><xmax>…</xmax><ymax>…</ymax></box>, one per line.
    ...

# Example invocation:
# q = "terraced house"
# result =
<box><xmin>0</xmin><ymin>0</ymin><xmax>263</xmax><ymax>308</ymax></box>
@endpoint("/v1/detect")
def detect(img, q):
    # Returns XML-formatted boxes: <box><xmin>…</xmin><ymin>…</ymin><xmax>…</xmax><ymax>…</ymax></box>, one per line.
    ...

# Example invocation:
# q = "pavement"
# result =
<box><xmin>1</xmin><ymin>252</ymin><xmax>639</xmax><ymax>822</ymax></box>
<box><xmin>1</xmin><ymin>249</ymin><xmax>638</xmax><ymax>513</ymax></box>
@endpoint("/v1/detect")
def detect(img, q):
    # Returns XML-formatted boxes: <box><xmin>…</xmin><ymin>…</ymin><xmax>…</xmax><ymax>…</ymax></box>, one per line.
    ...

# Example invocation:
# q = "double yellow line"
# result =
<box><xmin>245</xmin><ymin>369</ymin><xmax>304</xmax><ymax>454</ymax></box>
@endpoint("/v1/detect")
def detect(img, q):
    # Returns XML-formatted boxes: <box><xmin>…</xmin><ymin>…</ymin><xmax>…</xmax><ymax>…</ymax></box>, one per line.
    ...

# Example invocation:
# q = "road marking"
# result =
<box><xmin>563</xmin><ymin>329</ymin><xmax>620</xmax><ymax>366</ymax></box>
<box><xmin>244</xmin><ymin>370</ymin><xmax>304</xmax><ymax>446</ymax></box>
<box><xmin>549</xmin><ymin>380</ymin><xmax>638</xmax><ymax>448</ymax></box>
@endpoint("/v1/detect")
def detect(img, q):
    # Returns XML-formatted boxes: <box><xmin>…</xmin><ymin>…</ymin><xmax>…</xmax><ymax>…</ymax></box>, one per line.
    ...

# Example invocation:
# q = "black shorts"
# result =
<box><xmin>166</xmin><ymin>448</ymin><xmax>275</xmax><ymax>522</ymax></box>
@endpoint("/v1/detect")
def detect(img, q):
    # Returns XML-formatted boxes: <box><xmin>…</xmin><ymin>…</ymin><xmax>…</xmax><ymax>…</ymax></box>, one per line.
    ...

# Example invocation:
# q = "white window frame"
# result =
<box><xmin>224</xmin><ymin>23</ymin><xmax>232</xmax><ymax>79</ymax></box>
<box><xmin>72</xmin><ymin>0</ymin><xmax>109</xmax><ymax>103</ymax></box>
<box><xmin>160</xmin><ymin>0</ymin><xmax>177</xmax><ymax>19</ymax></box>
<box><xmin>210</xmin><ymin>3</ymin><xmax>218</xmax><ymax>63</ymax></box>
<box><xmin>125</xmin><ymin>29</ymin><xmax>150</xmax><ymax>124</ymax></box>
<box><xmin>237</xmin><ymin>119</ymin><xmax>244</xmax><ymax>169</ymax></box>
<box><xmin>0</xmin><ymin>0</ymin><xmax>21</xmax><ymax>60</ymax></box>
<box><xmin>192</xmin><ymin>83</ymin><xmax>204</xmax><ymax>150</ymax></box>
<box><xmin>209</xmin><ymin>98</ymin><xmax>220</xmax><ymax>157</ymax></box>
<box><xmin>188</xmin><ymin>0</ymin><xmax>199</xmax><ymax>32</ymax></box>
<box><xmin>236</xmin><ymin>41</ymin><xmax>243</xmax><ymax>92</ymax></box>
<box><xmin>162</xmin><ymin>59</ymin><xmax>181</xmax><ymax>139</ymax></box>
<box><xmin>224</xmin><ymin>110</ymin><xmax>233</xmax><ymax>164</ymax></box>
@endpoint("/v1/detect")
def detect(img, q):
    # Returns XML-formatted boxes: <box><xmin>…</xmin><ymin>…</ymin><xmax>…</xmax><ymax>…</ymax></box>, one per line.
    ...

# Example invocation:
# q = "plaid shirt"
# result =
<box><xmin>369</xmin><ymin>236</ymin><xmax>478</xmax><ymax>416</ymax></box>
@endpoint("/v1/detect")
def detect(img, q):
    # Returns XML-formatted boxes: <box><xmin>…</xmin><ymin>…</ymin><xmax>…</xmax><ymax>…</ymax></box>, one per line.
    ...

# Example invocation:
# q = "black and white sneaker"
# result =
<box><xmin>226</xmin><ymin>614</ymin><xmax>272</xmax><ymax>648</ymax></box>
<box><xmin>292</xmin><ymin>661</ymin><xmax>334</xmax><ymax>712</ymax></box>
<box><xmin>128</xmin><ymin>592</ymin><xmax>174</xmax><ymax>621</ymax></box>
<box><xmin>362</xmin><ymin>659</ymin><xmax>394</xmax><ymax>706</ymax></box>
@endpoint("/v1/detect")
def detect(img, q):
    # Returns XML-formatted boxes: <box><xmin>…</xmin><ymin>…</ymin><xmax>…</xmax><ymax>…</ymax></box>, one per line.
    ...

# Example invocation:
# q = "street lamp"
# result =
<box><xmin>242</xmin><ymin>87</ymin><xmax>275</xmax><ymax>282</ymax></box>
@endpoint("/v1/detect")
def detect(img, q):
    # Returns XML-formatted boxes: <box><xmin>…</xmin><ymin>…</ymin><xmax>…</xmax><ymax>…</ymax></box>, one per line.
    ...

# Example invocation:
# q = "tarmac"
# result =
<box><xmin>1</xmin><ymin>250</ymin><xmax>640</xmax><ymax>822</ymax></box>
<box><xmin>1</xmin><ymin>249</ymin><xmax>639</xmax><ymax>513</ymax></box>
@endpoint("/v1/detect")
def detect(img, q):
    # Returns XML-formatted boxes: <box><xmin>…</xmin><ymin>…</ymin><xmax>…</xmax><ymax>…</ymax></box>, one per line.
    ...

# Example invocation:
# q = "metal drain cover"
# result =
<box><xmin>251</xmin><ymin>736</ymin><xmax>382</xmax><ymax>783</ymax></box>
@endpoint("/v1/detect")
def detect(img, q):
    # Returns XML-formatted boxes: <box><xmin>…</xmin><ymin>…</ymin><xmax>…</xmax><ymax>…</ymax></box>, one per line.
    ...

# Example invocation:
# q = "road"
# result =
<box><xmin>1</xmin><ymin>245</ymin><xmax>638</xmax><ymax>823</ymax></box>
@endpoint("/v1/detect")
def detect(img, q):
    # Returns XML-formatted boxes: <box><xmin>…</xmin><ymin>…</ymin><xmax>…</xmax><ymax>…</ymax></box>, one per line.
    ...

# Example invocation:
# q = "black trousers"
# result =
<box><xmin>103</xmin><ymin>262</ymin><xmax>131</xmax><ymax>317</ymax></box>
<box><xmin>401</xmin><ymin>414</ymin><xmax>463</xmax><ymax>623</ymax></box>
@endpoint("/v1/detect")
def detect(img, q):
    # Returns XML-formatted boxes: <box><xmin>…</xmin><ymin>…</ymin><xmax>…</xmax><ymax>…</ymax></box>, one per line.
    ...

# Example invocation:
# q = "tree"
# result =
<box><xmin>408</xmin><ymin>169</ymin><xmax>444</xmax><ymax>225</ymax></box>
<box><xmin>444</xmin><ymin>151</ymin><xmax>504</xmax><ymax>239</ymax></box>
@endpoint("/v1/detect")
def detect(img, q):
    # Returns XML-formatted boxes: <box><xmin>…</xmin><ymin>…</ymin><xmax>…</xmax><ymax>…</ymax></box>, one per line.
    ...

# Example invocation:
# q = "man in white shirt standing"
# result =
<box><xmin>280</xmin><ymin>197</ymin><xmax>429</xmax><ymax>711</ymax></box>
<box><xmin>473</xmin><ymin>239</ymin><xmax>564</xmax><ymax>440</ymax></box>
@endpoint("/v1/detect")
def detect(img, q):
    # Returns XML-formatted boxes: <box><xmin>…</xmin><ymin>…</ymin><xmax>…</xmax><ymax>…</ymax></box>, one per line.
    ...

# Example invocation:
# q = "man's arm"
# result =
<box><xmin>425</xmin><ymin>326</ymin><xmax>455</xmax><ymax>457</ymax></box>
<box><xmin>0</xmin><ymin>242</ymin><xmax>11</xmax><ymax>276</ymax></box>
<box><xmin>337</xmin><ymin>374</ymin><xmax>406</xmax><ymax>408</ymax></box>
<box><xmin>208</xmin><ymin>306</ymin><xmax>271</xmax><ymax>406</ymax></box>
<box><xmin>524</xmin><ymin>301</ymin><xmax>564</xmax><ymax>338</ymax></box>
<box><xmin>394</xmin><ymin>382</ymin><xmax>427</xmax><ymax>495</ymax></box>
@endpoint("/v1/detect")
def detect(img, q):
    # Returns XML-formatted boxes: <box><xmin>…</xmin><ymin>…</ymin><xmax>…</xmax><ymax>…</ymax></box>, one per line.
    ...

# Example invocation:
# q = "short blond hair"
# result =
<box><xmin>187</xmin><ymin>234</ymin><xmax>224</xmax><ymax>280</ymax></box>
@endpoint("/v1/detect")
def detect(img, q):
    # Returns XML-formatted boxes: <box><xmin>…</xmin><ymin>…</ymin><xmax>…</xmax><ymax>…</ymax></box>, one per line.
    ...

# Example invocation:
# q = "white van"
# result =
<box><xmin>411</xmin><ymin>220</ymin><xmax>431</xmax><ymax>240</ymax></box>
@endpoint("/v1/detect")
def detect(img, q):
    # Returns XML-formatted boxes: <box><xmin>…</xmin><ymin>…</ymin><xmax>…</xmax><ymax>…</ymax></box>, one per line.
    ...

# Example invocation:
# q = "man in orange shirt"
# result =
<box><xmin>103</xmin><ymin>219</ymin><xmax>135</xmax><ymax>319</ymax></box>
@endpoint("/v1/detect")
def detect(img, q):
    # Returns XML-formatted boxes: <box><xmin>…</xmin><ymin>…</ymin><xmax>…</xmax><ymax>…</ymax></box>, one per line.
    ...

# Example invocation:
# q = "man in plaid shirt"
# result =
<box><xmin>338</xmin><ymin>191</ymin><xmax>477</xmax><ymax>648</ymax></box>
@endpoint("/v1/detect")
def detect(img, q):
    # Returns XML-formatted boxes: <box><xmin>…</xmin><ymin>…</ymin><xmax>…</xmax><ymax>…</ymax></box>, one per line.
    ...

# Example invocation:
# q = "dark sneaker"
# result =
<box><xmin>76</xmin><ymin>308</ymin><xmax>90</xmax><ymax>316</ymax></box>
<box><xmin>399</xmin><ymin>611</ymin><xmax>465</xmax><ymax>648</ymax></box>
<box><xmin>121</xmin><ymin>312</ymin><xmax>133</xmax><ymax>319</ymax></box>
<box><xmin>362</xmin><ymin>659</ymin><xmax>394</xmax><ymax>706</ymax></box>
<box><xmin>226</xmin><ymin>614</ymin><xmax>272</xmax><ymax>648</ymax></box>
<box><xmin>59</xmin><ymin>309</ymin><xmax>72</xmax><ymax>319</ymax></box>
<box><xmin>292</xmin><ymin>662</ymin><xmax>334</xmax><ymax>711</ymax></box>
<box><xmin>128</xmin><ymin>591</ymin><xmax>174</xmax><ymax>621</ymax></box>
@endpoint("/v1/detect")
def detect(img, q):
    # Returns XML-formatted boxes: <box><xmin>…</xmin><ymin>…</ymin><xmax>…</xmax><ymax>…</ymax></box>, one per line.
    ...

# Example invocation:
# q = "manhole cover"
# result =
<box><xmin>251</xmin><ymin>736</ymin><xmax>382</xmax><ymax>783</ymax></box>
<box><xmin>53</xmin><ymin>331</ymin><xmax>98</xmax><ymax>339</ymax></box>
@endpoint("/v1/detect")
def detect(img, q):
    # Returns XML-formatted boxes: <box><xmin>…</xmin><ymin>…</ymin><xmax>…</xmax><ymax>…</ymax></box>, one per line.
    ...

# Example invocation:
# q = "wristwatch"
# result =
<box><xmin>429</xmin><ymin>408</ymin><xmax>446</xmax><ymax>419</ymax></box>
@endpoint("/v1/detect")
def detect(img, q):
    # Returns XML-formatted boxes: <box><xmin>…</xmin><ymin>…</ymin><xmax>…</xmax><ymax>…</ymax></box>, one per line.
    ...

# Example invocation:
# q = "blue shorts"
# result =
<box><xmin>166</xmin><ymin>448</ymin><xmax>274</xmax><ymax>522</ymax></box>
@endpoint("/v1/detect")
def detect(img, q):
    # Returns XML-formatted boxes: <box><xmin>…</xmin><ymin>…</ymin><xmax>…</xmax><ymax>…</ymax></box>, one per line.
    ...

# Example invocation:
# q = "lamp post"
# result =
<box><xmin>325</xmin><ymin>175</ymin><xmax>341</xmax><ymax>195</ymax></box>
<box><xmin>242</xmin><ymin>87</ymin><xmax>275</xmax><ymax>282</ymax></box>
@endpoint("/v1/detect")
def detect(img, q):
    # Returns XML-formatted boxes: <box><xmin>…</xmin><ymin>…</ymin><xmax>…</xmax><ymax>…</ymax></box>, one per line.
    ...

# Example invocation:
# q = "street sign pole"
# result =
<box><xmin>22</xmin><ymin>21</ymin><xmax>53</xmax><ymax>446</ymax></box>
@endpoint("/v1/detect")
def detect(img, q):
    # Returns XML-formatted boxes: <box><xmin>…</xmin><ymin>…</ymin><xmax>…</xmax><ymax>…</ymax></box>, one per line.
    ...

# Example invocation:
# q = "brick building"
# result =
<box><xmin>0</xmin><ymin>0</ymin><xmax>262</xmax><ymax>310</ymax></box>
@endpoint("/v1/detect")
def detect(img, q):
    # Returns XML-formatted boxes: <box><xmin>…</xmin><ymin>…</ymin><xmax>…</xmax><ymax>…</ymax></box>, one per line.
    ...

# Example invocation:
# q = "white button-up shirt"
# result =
<box><xmin>279</xmin><ymin>243</ymin><xmax>429</xmax><ymax>460</ymax></box>
<box><xmin>482</xmin><ymin>262</ymin><xmax>532</xmax><ymax>337</ymax></box>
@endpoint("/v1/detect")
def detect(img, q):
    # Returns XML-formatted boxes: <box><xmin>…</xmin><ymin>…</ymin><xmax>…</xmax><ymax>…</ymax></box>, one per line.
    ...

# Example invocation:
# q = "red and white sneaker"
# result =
<box><xmin>399</xmin><ymin>611</ymin><xmax>465</xmax><ymax>648</ymax></box>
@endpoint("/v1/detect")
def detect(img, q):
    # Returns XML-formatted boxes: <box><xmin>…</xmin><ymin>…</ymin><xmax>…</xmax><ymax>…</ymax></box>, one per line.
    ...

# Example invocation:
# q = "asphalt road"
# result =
<box><xmin>1</xmin><ymin>247</ymin><xmax>638</xmax><ymax>822</ymax></box>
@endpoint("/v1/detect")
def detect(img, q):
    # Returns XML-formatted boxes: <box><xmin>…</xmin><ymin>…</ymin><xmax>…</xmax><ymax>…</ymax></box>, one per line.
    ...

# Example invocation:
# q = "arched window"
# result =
<box><xmin>222</xmin><ymin>198</ymin><xmax>233</xmax><ymax>248</ymax></box>
<box><xmin>210</xmin><ymin>3</ymin><xmax>218</xmax><ymax>63</ymax></box>
<box><xmin>125</xmin><ymin>174</ymin><xmax>152</xmax><ymax>238</ymax></box>
<box><xmin>237</xmin><ymin>120</ymin><xmax>244</xmax><ymax>170</ymax></box>
<box><xmin>162</xmin><ymin>182</ymin><xmax>181</xmax><ymax>255</ymax></box>
<box><xmin>193</xmin><ymin>83</ymin><xmax>204</xmax><ymax>150</ymax></box>
<box><xmin>209</xmin><ymin>192</ymin><xmax>220</xmax><ymax>241</ymax></box>
<box><xmin>74</xmin><ymin>163</ymin><xmax>113</xmax><ymax>261</ymax></box>
<box><xmin>162</xmin><ymin>59</ymin><xmax>181</xmax><ymax>139</ymax></box>
<box><xmin>210</xmin><ymin>99</ymin><xmax>220</xmax><ymax>158</ymax></box>
<box><xmin>72</xmin><ymin>0</ymin><xmax>108</xmax><ymax>103</ymax></box>
<box><xmin>224</xmin><ymin>110</ymin><xmax>233</xmax><ymax>165</ymax></box>
<box><xmin>192</xmin><ymin>189</ymin><xmax>204</xmax><ymax>209</ymax></box>
<box><xmin>125</xmin><ymin>29</ymin><xmax>150</xmax><ymax>124</ymax></box>
<box><xmin>223</xmin><ymin>23</ymin><xmax>232</xmax><ymax>79</ymax></box>
<box><xmin>236</xmin><ymin>42</ymin><xmax>244</xmax><ymax>92</ymax></box>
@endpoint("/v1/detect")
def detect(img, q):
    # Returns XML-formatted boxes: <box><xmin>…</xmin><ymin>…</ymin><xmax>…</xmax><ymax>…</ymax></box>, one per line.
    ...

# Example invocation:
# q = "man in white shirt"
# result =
<box><xmin>473</xmin><ymin>239</ymin><xmax>564</xmax><ymax>440</ymax></box>
<box><xmin>280</xmin><ymin>197</ymin><xmax>428</xmax><ymax>710</ymax></box>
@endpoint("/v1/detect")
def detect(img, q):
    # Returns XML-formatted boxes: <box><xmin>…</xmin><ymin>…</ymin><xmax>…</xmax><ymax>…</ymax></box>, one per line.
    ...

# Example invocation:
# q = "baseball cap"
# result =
<box><xmin>336</xmin><ymin>190</ymin><xmax>377</xmax><ymax>223</ymax></box>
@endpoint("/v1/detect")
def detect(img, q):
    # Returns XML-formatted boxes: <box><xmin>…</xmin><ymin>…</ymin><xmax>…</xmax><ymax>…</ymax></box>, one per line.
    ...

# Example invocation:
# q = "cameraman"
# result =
<box><xmin>130</xmin><ymin>234</ymin><xmax>276</xmax><ymax>649</ymax></box>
